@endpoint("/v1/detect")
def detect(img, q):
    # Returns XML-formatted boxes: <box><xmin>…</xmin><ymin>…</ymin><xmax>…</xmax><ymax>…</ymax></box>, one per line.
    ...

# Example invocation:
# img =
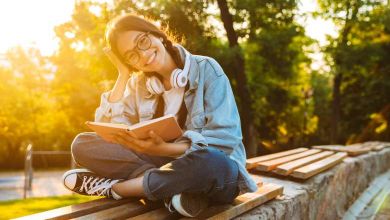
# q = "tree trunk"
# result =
<box><xmin>216</xmin><ymin>0</ymin><xmax>257</xmax><ymax>157</ymax></box>
<box><xmin>330</xmin><ymin>1</ymin><xmax>360</xmax><ymax>144</ymax></box>
<box><xmin>330</xmin><ymin>73</ymin><xmax>342</xmax><ymax>143</ymax></box>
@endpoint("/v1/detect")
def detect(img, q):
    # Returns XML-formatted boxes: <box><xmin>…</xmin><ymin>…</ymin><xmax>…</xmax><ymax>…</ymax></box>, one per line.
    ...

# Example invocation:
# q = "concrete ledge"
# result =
<box><xmin>236</xmin><ymin>147</ymin><xmax>390</xmax><ymax>220</ymax></box>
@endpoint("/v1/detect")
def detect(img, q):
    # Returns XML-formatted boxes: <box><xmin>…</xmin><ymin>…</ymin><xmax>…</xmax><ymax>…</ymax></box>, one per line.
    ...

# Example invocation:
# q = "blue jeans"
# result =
<box><xmin>70</xmin><ymin>132</ymin><xmax>240</xmax><ymax>204</ymax></box>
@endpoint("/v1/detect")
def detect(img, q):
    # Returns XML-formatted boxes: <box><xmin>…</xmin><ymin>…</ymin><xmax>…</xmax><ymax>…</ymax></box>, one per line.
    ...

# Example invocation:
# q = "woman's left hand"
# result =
<box><xmin>113</xmin><ymin>130</ymin><xmax>168</xmax><ymax>156</ymax></box>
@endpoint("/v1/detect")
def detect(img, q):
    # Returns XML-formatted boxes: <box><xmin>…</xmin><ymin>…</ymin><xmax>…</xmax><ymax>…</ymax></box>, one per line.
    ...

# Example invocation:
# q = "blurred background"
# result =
<box><xmin>0</xmin><ymin>0</ymin><xmax>389</xmax><ymax>172</ymax></box>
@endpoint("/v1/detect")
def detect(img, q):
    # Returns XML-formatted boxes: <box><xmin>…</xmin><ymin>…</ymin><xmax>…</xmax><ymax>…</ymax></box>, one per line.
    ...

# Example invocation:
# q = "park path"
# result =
<box><xmin>0</xmin><ymin>170</ymin><xmax>72</xmax><ymax>201</ymax></box>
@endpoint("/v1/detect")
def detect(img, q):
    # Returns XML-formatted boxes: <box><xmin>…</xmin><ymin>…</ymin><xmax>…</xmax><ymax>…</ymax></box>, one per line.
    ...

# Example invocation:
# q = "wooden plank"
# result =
<box><xmin>255</xmin><ymin>149</ymin><xmax>322</xmax><ymax>172</ymax></box>
<box><xmin>246</xmin><ymin>148</ymin><xmax>308</xmax><ymax>169</ymax></box>
<box><xmin>361</xmin><ymin>142</ymin><xmax>388</xmax><ymax>151</ymax></box>
<box><xmin>128</xmin><ymin>208</ymin><xmax>176</xmax><ymax>220</ymax></box>
<box><xmin>202</xmin><ymin>183</ymin><xmax>283</xmax><ymax>220</ymax></box>
<box><xmin>129</xmin><ymin>175</ymin><xmax>264</xmax><ymax>220</ymax></box>
<box><xmin>290</xmin><ymin>152</ymin><xmax>347</xmax><ymax>179</ymax></box>
<box><xmin>76</xmin><ymin>199</ymin><xmax>161</xmax><ymax>219</ymax></box>
<box><xmin>372</xmin><ymin>145</ymin><xmax>387</xmax><ymax>151</ymax></box>
<box><xmin>312</xmin><ymin>145</ymin><xmax>370</xmax><ymax>156</ymax></box>
<box><xmin>311</xmin><ymin>145</ymin><xmax>344</xmax><ymax>151</ymax></box>
<box><xmin>273</xmin><ymin>151</ymin><xmax>335</xmax><ymax>176</ymax></box>
<box><xmin>15</xmin><ymin>198</ymin><xmax>138</xmax><ymax>220</ymax></box>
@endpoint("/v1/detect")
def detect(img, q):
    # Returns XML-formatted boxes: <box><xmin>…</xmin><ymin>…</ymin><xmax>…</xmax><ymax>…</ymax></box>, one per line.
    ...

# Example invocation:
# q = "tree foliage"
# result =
<box><xmin>0</xmin><ymin>0</ymin><xmax>389</xmax><ymax>169</ymax></box>
<box><xmin>317</xmin><ymin>0</ymin><xmax>390</xmax><ymax>143</ymax></box>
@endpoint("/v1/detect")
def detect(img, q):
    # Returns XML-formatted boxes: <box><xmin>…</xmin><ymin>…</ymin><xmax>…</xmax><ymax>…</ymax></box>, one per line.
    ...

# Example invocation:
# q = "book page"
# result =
<box><xmin>85</xmin><ymin>114</ymin><xmax>182</xmax><ymax>142</ymax></box>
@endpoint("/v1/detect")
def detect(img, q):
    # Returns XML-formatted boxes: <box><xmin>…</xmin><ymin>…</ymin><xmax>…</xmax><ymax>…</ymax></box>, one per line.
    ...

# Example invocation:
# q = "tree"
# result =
<box><xmin>318</xmin><ymin>0</ymin><xmax>390</xmax><ymax>143</ymax></box>
<box><xmin>230</xmin><ymin>0</ymin><xmax>315</xmax><ymax>150</ymax></box>
<box><xmin>0</xmin><ymin>47</ymin><xmax>61</xmax><ymax>168</ymax></box>
<box><xmin>215</xmin><ymin>0</ymin><xmax>258</xmax><ymax>156</ymax></box>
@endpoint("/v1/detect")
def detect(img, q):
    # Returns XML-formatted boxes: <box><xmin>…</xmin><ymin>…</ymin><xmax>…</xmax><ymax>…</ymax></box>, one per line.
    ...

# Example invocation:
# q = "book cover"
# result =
<box><xmin>85</xmin><ymin>114</ymin><xmax>183</xmax><ymax>142</ymax></box>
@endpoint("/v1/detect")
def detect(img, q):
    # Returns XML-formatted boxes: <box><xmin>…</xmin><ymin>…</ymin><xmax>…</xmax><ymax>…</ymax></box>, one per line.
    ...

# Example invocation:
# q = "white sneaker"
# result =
<box><xmin>62</xmin><ymin>168</ymin><xmax>122</xmax><ymax>199</ymax></box>
<box><xmin>164</xmin><ymin>193</ymin><xmax>209</xmax><ymax>217</ymax></box>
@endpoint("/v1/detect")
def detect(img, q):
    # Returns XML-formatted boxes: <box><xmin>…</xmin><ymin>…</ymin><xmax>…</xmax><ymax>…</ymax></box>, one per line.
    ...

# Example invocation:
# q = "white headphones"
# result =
<box><xmin>145</xmin><ymin>49</ymin><xmax>191</xmax><ymax>95</ymax></box>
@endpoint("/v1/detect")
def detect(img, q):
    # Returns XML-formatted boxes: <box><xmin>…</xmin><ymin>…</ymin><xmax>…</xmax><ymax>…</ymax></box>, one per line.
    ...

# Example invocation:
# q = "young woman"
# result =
<box><xmin>62</xmin><ymin>14</ymin><xmax>257</xmax><ymax>217</ymax></box>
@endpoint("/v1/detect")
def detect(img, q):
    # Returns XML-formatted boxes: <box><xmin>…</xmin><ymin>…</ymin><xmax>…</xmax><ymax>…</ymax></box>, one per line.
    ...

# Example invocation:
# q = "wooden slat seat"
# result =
<box><xmin>17</xmin><ymin>181</ymin><xmax>281</xmax><ymax>220</ymax></box>
<box><xmin>16</xmin><ymin>174</ymin><xmax>280</xmax><ymax>220</ymax></box>
<box><xmin>15</xmin><ymin>198</ymin><xmax>150</xmax><ymax>220</ymax></box>
<box><xmin>360</xmin><ymin>141</ymin><xmax>390</xmax><ymax>151</ymax></box>
<box><xmin>290</xmin><ymin>152</ymin><xmax>347</xmax><ymax>179</ymax></box>
<box><xmin>255</xmin><ymin>149</ymin><xmax>321</xmax><ymax>171</ymax></box>
<box><xmin>273</xmin><ymin>151</ymin><xmax>334</xmax><ymax>175</ymax></box>
<box><xmin>248</xmin><ymin>147</ymin><xmax>349</xmax><ymax>179</ymax></box>
<box><xmin>246</xmin><ymin>148</ymin><xmax>308</xmax><ymax>169</ymax></box>
<box><xmin>74</xmin><ymin>199</ymin><xmax>163</xmax><ymax>219</ymax></box>
<box><xmin>17</xmin><ymin>144</ymin><xmax>347</xmax><ymax>220</ymax></box>
<box><xmin>129</xmin><ymin>183</ymin><xmax>283</xmax><ymax>220</ymax></box>
<box><xmin>312</xmin><ymin>145</ymin><xmax>370</xmax><ymax>156</ymax></box>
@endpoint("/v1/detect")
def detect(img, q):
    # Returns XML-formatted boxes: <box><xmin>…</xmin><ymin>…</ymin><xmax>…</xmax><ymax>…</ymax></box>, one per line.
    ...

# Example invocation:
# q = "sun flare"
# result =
<box><xmin>0</xmin><ymin>0</ymin><xmax>75</xmax><ymax>55</ymax></box>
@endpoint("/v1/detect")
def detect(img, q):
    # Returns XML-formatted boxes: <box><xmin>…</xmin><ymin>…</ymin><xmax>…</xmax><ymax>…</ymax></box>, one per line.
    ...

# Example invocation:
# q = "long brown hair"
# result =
<box><xmin>105</xmin><ymin>14</ymin><xmax>184</xmax><ymax>72</ymax></box>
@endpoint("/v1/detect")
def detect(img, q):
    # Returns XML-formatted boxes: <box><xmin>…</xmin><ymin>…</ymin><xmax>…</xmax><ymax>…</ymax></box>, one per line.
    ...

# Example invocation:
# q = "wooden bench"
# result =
<box><xmin>16</xmin><ymin>181</ymin><xmax>282</xmax><ymax>219</ymax></box>
<box><xmin>311</xmin><ymin>142</ymin><xmax>390</xmax><ymax>156</ymax></box>
<box><xmin>22</xmin><ymin>142</ymin><xmax>390</xmax><ymax>219</ymax></box>
<box><xmin>246</xmin><ymin>148</ymin><xmax>348</xmax><ymax>179</ymax></box>
<box><xmin>16</xmin><ymin>169</ymin><xmax>282</xmax><ymax>219</ymax></box>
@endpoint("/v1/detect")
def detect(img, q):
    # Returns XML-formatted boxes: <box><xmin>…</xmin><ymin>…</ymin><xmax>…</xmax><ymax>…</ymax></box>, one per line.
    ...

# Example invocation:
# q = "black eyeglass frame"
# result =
<box><xmin>123</xmin><ymin>32</ymin><xmax>152</xmax><ymax>66</ymax></box>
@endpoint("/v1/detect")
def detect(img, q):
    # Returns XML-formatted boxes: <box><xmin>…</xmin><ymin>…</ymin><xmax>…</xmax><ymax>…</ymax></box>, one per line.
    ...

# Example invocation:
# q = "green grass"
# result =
<box><xmin>0</xmin><ymin>194</ymin><xmax>100</xmax><ymax>219</ymax></box>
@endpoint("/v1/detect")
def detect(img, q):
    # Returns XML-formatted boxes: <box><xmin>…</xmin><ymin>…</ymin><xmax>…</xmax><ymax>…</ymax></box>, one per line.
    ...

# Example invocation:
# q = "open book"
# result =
<box><xmin>85</xmin><ymin>114</ymin><xmax>183</xmax><ymax>142</ymax></box>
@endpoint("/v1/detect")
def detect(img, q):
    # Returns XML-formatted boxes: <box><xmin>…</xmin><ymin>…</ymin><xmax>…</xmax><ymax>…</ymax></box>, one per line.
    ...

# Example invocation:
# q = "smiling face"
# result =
<box><xmin>116</xmin><ymin>30</ymin><xmax>169</xmax><ymax>73</ymax></box>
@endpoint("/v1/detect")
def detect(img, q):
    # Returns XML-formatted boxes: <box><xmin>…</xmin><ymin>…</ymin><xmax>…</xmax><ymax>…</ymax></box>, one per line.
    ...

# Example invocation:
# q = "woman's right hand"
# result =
<box><xmin>103</xmin><ymin>47</ymin><xmax>131</xmax><ymax>77</ymax></box>
<box><xmin>104</xmin><ymin>47</ymin><xmax>132</xmax><ymax>102</ymax></box>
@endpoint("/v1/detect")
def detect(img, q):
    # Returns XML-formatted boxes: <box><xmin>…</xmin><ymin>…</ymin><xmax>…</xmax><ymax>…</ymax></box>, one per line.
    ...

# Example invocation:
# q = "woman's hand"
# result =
<box><xmin>103</xmin><ymin>47</ymin><xmax>131</xmax><ymax>77</ymax></box>
<box><xmin>104</xmin><ymin>47</ymin><xmax>132</xmax><ymax>102</ymax></box>
<box><xmin>114</xmin><ymin>130</ymin><xmax>169</xmax><ymax>156</ymax></box>
<box><xmin>113</xmin><ymin>130</ymin><xmax>190</xmax><ymax>157</ymax></box>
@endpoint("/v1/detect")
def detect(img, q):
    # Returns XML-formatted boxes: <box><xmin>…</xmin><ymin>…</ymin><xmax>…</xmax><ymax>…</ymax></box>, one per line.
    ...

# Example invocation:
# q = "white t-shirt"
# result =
<box><xmin>162</xmin><ymin>86</ymin><xmax>185</xmax><ymax>119</ymax></box>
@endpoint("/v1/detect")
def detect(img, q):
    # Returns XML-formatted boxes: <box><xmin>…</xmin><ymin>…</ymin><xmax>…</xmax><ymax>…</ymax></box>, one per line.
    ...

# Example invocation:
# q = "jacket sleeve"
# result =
<box><xmin>176</xmin><ymin>59</ymin><xmax>243</xmax><ymax>155</ymax></box>
<box><xmin>94</xmin><ymin>79</ymin><xmax>138</xmax><ymax>125</ymax></box>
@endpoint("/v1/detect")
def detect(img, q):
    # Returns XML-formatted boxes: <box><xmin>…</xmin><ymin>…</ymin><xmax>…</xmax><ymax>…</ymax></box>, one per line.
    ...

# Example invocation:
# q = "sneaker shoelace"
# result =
<box><xmin>80</xmin><ymin>175</ymin><xmax>119</xmax><ymax>196</ymax></box>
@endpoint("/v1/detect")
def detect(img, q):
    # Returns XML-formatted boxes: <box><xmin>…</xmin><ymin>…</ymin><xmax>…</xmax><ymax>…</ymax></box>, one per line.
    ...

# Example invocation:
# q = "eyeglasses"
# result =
<box><xmin>123</xmin><ymin>32</ymin><xmax>152</xmax><ymax>66</ymax></box>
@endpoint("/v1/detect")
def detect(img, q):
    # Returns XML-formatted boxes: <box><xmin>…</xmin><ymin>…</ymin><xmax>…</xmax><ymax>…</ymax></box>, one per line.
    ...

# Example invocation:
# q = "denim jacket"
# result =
<box><xmin>95</xmin><ymin>45</ymin><xmax>258</xmax><ymax>194</ymax></box>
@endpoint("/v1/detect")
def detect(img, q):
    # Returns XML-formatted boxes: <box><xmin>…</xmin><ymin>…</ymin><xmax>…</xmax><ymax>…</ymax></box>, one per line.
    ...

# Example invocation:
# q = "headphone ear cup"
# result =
<box><xmin>146</xmin><ymin>78</ymin><xmax>154</xmax><ymax>95</ymax></box>
<box><xmin>171</xmin><ymin>68</ymin><xmax>188</xmax><ymax>88</ymax></box>
<box><xmin>170</xmin><ymin>48</ymin><xmax>190</xmax><ymax>89</ymax></box>
<box><xmin>170</xmin><ymin>69</ymin><xmax>181</xmax><ymax>88</ymax></box>
<box><xmin>177</xmin><ymin>73</ymin><xmax>187</xmax><ymax>88</ymax></box>
<box><xmin>146</xmin><ymin>76</ymin><xmax>164</xmax><ymax>95</ymax></box>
